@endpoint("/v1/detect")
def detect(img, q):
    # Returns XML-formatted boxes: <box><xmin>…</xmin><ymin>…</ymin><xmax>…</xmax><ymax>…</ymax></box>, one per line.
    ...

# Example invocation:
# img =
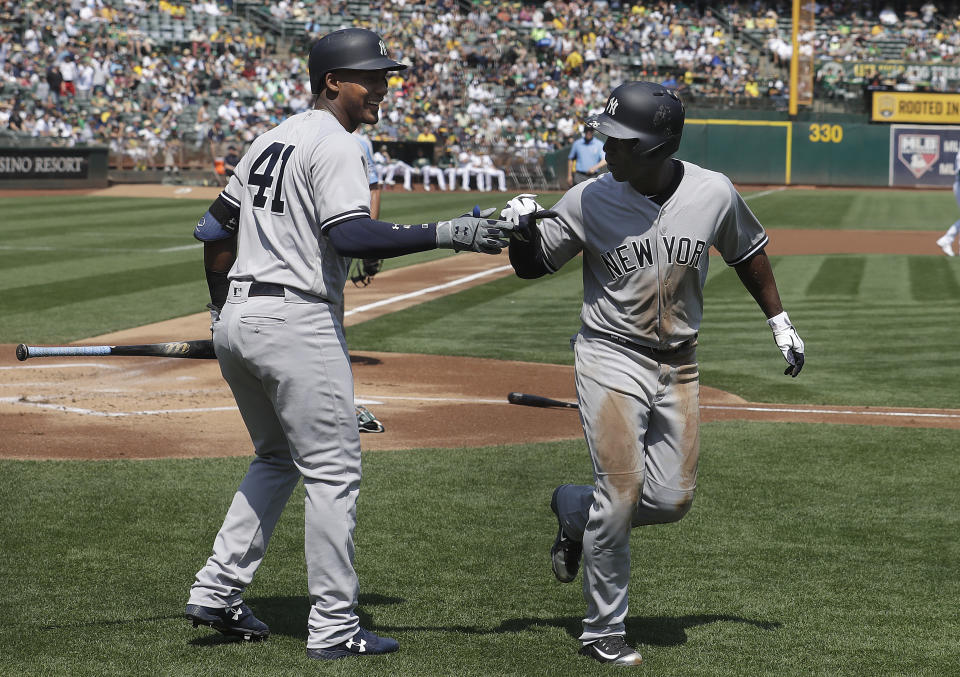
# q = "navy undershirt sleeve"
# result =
<box><xmin>327</xmin><ymin>216</ymin><xmax>438</xmax><ymax>259</ymax></box>
<box><xmin>508</xmin><ymin>221</ymin><xmax>551</xmax><ymax>279</ymax></box>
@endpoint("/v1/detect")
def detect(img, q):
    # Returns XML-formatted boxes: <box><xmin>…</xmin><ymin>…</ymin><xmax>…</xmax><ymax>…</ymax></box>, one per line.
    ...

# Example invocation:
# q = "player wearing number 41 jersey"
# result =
<box><xmin>186</xmin><ymin>28</ymin><xmax>514</xmax><ymax>661</ymax></box>
<box><xmin>503</xmin><ymin>81</ymin><xmax>805</xmax><ymax>667</ymax></box>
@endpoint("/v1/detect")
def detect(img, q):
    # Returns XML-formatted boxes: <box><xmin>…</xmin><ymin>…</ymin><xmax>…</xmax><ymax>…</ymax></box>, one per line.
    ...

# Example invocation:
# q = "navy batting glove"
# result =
<box><xmin>784</xmin><ymin>350</ymin><xmax>804</xmax><ymax>377</ymax></box>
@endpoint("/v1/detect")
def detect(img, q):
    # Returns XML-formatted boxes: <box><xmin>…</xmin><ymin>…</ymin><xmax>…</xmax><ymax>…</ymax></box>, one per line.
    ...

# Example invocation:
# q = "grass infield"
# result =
<box><xmin>2</xmin><ymin>187</ymin><xmax>959</xmax><ymax>675</ymax></box>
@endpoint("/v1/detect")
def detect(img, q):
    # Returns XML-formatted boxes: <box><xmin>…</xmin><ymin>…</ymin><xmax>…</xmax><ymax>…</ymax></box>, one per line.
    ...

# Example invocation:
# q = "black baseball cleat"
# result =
<box><xmin>306</xmin><ymin>627</ymin><xmax>399</xmax><ymax>660</ymax></box>
<box><xmin>185</xmin><ymin>602</ymin><xmax>269</xmax><ymax>641</ymax></box>
<box><xmin>579</xmin><ymin>635</ymin><xmax>643</xmax><ymax>666</ymax></box>
<box><xmin>550</xmin><ymin>485</ymin><xmax>583</xmax><ymax>583</ymax></box>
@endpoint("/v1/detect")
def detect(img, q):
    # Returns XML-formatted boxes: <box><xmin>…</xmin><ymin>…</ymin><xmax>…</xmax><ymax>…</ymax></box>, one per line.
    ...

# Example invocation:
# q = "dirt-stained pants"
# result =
<box><xmin>552</xmin><ymin>331</ymin><xmax>700</xmax><ymax>643</ymax></box>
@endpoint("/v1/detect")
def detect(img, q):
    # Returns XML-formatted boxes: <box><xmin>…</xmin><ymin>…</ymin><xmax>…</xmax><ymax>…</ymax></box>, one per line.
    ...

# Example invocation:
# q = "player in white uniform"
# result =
<box><xmin>384</xmin><ymin>155</ymin><xmax>417</xmax><ymax>191</ymax></box>
<box><xmin>935</xmin><ymin>151</ymin><xmax>960</xmax><ymax>256</ymax></box>
<box><xmin>479</xmin><ymin>151</ymin><xmax>508</xmax><ymax>192</ymax></box>
<box><xmin>185</xmin><ymin>28</ymin><xmax>514</xmax><ymax>661</ymax></box>
<box><xmin>502</xmin><ymin>81</ymin><xmax>805</xmax><ymax>666</ymax></box>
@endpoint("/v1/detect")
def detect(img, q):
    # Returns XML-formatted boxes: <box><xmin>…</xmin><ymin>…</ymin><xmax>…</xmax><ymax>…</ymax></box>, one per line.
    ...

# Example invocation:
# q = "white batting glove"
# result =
<box><xmin>500</xmin><ymin>193</ymin><xmax>542</xmax><ymax>224</ymax></box>
<box><xmin>767</xmin><ymin>311</ymin><xmax>805</xmax><ymax>377</ymax></box>
<box><xmin>500</xmin><ymin>193</ymin><xmax>543</xmax><ymax>243</ymax></box>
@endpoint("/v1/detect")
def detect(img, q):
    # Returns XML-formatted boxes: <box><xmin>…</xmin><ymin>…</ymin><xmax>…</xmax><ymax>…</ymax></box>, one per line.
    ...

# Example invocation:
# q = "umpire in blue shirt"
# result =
<box><xmin>567</xmin><ymin>126</ymin><xmax>607</xmax><ymax>186</ymax></box>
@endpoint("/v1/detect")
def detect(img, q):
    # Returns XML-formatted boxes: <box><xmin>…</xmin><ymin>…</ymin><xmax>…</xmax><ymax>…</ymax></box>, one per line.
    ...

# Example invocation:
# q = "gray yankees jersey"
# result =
<box><xmin>539</xmin><ymin>161</ymin><xmax>768</xmax><ymax>348</ymax></box>
<box><xmin>221</xmin><ymin>109</ymin><xmax>370</xmax><ymax>307</ymax></box>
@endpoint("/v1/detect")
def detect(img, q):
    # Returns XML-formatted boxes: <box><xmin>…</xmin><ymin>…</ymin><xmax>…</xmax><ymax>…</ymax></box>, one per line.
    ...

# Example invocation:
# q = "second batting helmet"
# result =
<box><xmin>585</xmin><ymin>81</ymin><xmax>685</xmax><ymax>159</ymax></box>
<box><xmin>308</xmin><ymin>28</ymin><xmax>407</xmax><ymax>96</ymax></box>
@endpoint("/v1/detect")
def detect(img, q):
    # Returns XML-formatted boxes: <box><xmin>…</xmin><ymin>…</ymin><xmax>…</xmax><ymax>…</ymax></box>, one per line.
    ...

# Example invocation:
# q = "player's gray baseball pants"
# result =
<box><xmin>553</xmin><ymin>331</ymin><xmax>700</xmax><ymax>642</ymax></box>
<box><xmin>188</xmin><ymin>280</ymin><xmax>362</xmax><ymax>649</ymax></box>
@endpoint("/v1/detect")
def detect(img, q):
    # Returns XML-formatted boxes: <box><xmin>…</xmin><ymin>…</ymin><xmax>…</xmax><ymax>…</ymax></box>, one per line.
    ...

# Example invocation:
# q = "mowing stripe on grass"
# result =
<box><xmin>805</xmin><ymin>256</ymin><xmax>865</xmax><ymax>296</ymax></box>
<box><xmin>2</xmin><ymin>260</ymin><xmax>202</xmax><ymax>313</ymax></box>
<box><xmin>909</xmin><ymin>256</ymin><xmax>960</xmax><ymax>301</ymax></box>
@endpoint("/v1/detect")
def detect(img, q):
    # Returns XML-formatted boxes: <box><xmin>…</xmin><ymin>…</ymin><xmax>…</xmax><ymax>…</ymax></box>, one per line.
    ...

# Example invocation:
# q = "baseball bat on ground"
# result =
<box><xmin>16</xmin><ymin>339</ymin><xmax>216</xmax><ymax>361</ymax></box>
<box><xmin>507</xmin><ymin>392</ymin><xmax>579</xmax><ymax>409</ymax></box>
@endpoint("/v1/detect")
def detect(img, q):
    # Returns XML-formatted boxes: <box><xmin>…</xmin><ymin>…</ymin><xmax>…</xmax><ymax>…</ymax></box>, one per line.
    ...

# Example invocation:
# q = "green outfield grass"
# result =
<box><xmin>2</xmin><ymin>422</ymin><xmax>957</xmax><ymax>677</ymax></box>
<box><xmin>3</xmin><ymin>187</ymin><xmax>959</xmax><ymax>675</ymax></box>
<box><xmin>743</xmin><ymin>187</ymin><xmax>960</xmax><ymax>230</ymax></box>
<box><xmin>347</xmin><ymin>251</ymin><xmax>960</xmax><ymax>409</ymax></box>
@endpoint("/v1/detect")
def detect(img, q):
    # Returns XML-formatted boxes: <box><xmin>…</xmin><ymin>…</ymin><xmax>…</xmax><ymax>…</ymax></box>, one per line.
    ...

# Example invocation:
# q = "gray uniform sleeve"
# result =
<box><xmin>715</xmin><ymin>177</ymin><xmax>769</xmax><ymax>265</ymax></box>
<box><xmin>313</xmin><ymin>132</ymin><xmax>372</xmax><ymax>232</ymax></box>
<box><xmin>537</xmin><ymin>186</ymin><xmax>588</xmax><ymax>272</ymax></box>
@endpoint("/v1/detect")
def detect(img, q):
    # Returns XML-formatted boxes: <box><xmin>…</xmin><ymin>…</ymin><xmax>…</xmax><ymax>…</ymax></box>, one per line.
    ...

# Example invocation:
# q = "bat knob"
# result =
<box><xmin>507</xmin><ymin>392</ymin><xmax>523</xmax><ymax>404</ymax></box>
<box><xmin>472</xmin><ymin>205</ymin><xmax>481</xmax><ymax>217</ymax></box>
<box><xmin>15</xmin><ymin>344</ymin><xmax>28</xmax><ymax>361</ymax></box>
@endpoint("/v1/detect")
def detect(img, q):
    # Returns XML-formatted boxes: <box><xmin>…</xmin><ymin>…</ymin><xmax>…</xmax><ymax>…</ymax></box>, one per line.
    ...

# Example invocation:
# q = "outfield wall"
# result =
<box><xmin>0</xmin><ymin>146</ymin><xmax>109</xmax><ymax>189</ymax></box>
<box><xmin>552</xmin><ymin>116</ymin><xmax>959</xmax><ymax>189</ymax></box>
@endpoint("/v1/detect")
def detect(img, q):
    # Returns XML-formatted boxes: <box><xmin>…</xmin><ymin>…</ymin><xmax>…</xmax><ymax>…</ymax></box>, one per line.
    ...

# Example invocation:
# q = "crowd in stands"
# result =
<box><xmin>1</xmin><ymin>0</ymin><xmax>959</xmax><ymax>175</ymax></box>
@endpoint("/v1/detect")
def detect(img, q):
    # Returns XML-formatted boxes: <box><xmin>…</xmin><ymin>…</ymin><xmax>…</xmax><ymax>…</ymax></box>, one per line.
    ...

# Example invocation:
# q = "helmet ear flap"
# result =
<box><xmin>631</xmin><ymin>135</ymin><xmax>680</xmax><ymax>161</ymax></box>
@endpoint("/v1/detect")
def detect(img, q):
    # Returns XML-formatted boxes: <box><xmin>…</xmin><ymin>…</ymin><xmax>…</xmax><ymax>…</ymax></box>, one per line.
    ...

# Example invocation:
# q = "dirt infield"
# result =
<box><xmin>1</xmin><ymin>186</ymin><xmax>957</xmax><ymax>460</ymax></box>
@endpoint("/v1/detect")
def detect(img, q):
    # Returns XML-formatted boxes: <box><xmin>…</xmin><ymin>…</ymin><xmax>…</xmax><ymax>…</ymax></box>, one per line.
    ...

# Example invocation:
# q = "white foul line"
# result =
<box><xmin>744</xmin><ymin>187</ymin><xmax>787</xmax><ymax>201</ymax></box>
<box><xmin>702</xmin><ymin>404</ymin><xmax>960</xmax><ymax>420</ymax></box>
<box><xmin>0</xmin><ymin>363</ymin><xmax>122</xmax><ymax>371</ymax></box>
<box><xmin>344</xmin><ymin>265</ymin><xmax>513</xmax><ymax>317</ymax></box>
<box><xmin>2</xmin><ymin>393</ymin><xmax>958</xmax><ymax>422</ymax></box>
<box><xmin>0</xmin><ymin>397</ymin><xmax>237</xmax><ymax>417</ymax></box>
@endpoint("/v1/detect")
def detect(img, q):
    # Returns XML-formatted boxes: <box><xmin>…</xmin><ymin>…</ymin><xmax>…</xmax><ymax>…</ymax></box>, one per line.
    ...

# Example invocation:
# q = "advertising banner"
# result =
<box><xmin>0</xmin><ymin>147</ymin><xmax>108</xmax><ymax>188</ymax></box>
<box><xmin>889</xmin><ymin>125</ymin><xmax>960</xmax><ymax>187</ymax></box>
<box><xmin>872</xmin><ymin>91</ymin><xmax>960</xmax><ymax>124</ymax></box>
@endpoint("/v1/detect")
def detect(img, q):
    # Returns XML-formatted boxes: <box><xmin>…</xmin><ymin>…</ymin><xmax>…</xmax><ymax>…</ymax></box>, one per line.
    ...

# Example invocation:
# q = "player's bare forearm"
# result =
<box><xmin>733</xmin><ymin>249</ymin><xmax>784</xmax><ymax>318</ymax></box>
<box><xmin>369</xmin><ymin>185</ymin><xmax>381</xmax><ymax>220</ymax></box>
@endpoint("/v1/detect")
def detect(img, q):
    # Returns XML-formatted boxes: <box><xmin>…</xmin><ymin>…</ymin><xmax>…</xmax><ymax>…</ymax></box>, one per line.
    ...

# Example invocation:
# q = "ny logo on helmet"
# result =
<box><xmin>605</xmin><ymin>97</ymin><xmax>619</xmax><ymax>116</ymax></box>
<box><xmin>379</xmin><ymin>40</ymin><xmax>387</xmax><ymax>56</ymax></box>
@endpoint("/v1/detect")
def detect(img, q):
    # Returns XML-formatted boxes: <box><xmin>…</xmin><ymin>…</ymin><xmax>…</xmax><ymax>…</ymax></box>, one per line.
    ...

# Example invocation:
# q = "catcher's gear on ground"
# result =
<box><xmin>767</xmin><ymin>311</ymin><xmax>805</xmax><ymax>377</ymax></box>
<box><xmin>356</xmin><ymin>405</ymin><xmax>385</xmax><ymax>433</ymax></box>
<box><xmin>309</xmin><ymin>28</ymin><xmax>407</xmax><ymax>96</ymax></box>
<box><xmin>435</xmin><ymin>215</ymin><xmax>514</xmax><ymax>254</ymax></box>
<box><xmin>350</xmin><ymin>258</ymin><xmax>383</xmax><ymax>286</ymax></box>
<box><xmin>585</xmin><ymin>81</ymin><xmax>685</xmax><ymax>160</ymax></box>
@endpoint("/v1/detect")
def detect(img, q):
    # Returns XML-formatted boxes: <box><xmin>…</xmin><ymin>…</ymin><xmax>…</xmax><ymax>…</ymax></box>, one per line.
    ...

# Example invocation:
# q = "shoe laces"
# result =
<box><xmin>594</xmin><ymin>634</ymin><xmax>629</xmax><ymax>654</ymax></box>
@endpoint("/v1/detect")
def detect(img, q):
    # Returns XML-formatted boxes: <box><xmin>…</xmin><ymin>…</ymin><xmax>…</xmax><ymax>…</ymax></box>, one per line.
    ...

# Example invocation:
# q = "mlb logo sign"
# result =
<box><xmin>897</xmin><ymin>134</ymin><xmax>940</xmax><ymax>179</ymax></box>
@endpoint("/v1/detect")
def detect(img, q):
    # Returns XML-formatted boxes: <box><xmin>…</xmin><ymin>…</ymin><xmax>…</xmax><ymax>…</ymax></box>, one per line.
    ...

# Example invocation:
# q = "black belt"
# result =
<box><xmin>248</xmin><ymin>282</ymin><xmax>286</xmax><ymax>297</ymax></box>
<box><xmin>602</xmin><ymin>332</ymin><xmax>696</xmax><ymax>357</ymax></box>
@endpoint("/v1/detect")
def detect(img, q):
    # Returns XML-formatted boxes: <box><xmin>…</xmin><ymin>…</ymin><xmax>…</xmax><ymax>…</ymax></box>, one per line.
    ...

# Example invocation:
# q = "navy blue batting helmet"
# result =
<box><xmin>585</xmin><ymin>81</ymin><xmax>685</xmax><ymax>158</ymax></box>
<box><xmin>308</xmin><ymin>28</ymin><xmax>407</xmax><ymax>96</ymax></box>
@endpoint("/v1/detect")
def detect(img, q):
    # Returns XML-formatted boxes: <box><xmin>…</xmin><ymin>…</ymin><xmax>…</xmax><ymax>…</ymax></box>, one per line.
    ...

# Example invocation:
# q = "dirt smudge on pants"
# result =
<box><xmin>595</xmin><ymin>390</ymin><xmax>640</xmax><ymax>505</ymax></box>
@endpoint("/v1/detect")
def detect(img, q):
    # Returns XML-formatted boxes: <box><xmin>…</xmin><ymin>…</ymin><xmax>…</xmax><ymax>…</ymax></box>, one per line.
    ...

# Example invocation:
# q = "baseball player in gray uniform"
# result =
<box><xmin>185</xmin><ymin>28</ymin><xmax>513</xmax><ymax>660</ymax></box>
<box><xmin>502</xmin><ymin>81</ymin><xmax>805</xmax><ymax>666</ymax></box>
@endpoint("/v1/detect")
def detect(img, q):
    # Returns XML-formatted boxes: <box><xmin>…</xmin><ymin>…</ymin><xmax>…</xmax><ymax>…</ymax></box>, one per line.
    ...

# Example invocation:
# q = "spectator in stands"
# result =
<box><xmin>45</xmin><ymin>59</ymin><xmax>63</xmax><ymax>105</ymax></box>
<box><xmin>567</xmin><ymin>126</ymin><xmax>606</xmax><ymax>186</ymax></box>
<box><xmin>206</xmin><ymin>118</ymin><xmax>226</xmax><ymax>160</ymax></box>
<box><xmin>223</xmin><ymin>144</ymin><xmax>240</xmax><ymax>178</ymax></box>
